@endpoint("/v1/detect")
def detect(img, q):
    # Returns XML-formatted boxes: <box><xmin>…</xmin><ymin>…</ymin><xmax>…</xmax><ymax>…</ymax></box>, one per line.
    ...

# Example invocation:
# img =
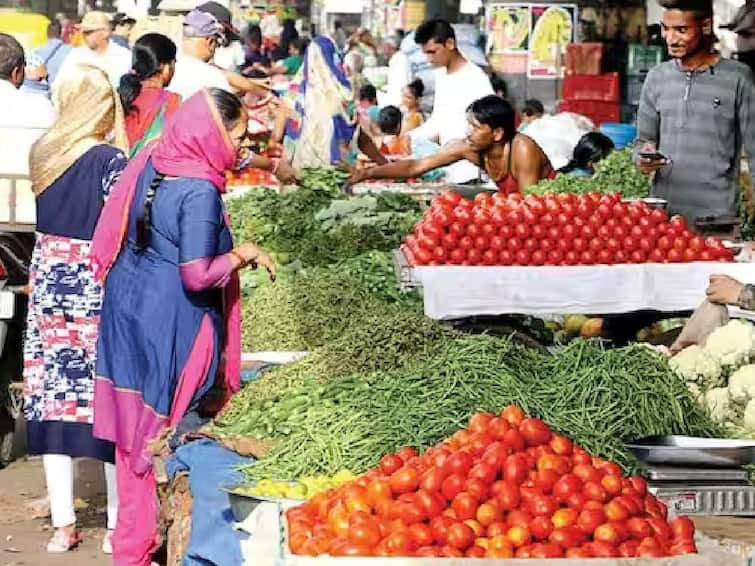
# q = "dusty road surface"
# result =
<box><xmin>0</xmin><ymin>456</ymin><xmax>110</xmax><ymax>566</ymax></box>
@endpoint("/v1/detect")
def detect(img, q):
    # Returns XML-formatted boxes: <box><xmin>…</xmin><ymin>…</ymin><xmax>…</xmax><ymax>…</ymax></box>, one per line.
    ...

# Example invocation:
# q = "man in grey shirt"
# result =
<box><xmin>636</xmin><ymin>0</ymin><xmax>755</xmax><ymax>225</ymax></box>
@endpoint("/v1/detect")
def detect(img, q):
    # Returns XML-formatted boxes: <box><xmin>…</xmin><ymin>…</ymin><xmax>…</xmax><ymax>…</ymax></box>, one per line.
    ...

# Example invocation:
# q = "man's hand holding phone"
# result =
<box><xmin>638</xmin><ymin>143</ymin><xmax>670</xmax><ymax>176</ymax></box>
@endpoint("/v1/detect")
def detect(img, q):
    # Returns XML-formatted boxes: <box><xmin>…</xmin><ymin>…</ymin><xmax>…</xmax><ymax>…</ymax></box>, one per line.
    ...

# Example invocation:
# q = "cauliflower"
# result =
<box><xmin>703</xmin><ymin>387</ymin><xmax>732</xmax><ymax>423</ymax></box>
<box><xmin>727</xmin><ymin>364</ymin><xmax>755</xmax><ymax>401</ymax></box>
<box><xmin>704</xmin><ymin>320</ymin><xmax>755</xmax><ymax>367</ymax></box>
<box><xmin>669</xmin><ymin>345</ymin><xmax>723</xmax><ymax>387</ymax></box>
<box><xmin>745</xmin><ymin>399</ymin><xmax>755</xmax><ymax>431</ymax></box>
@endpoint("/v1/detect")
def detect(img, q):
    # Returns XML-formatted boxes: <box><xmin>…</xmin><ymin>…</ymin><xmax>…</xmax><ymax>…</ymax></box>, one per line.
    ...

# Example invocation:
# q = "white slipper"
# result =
<box><xmin>102</xmin><ymin>530</ymin><xmax>113</xmax><ymax>554</ymax></box>
<box><xmin>46</xmin><ymin>529</ymin><xmax>82</xmax><ymax>553</ymax></box>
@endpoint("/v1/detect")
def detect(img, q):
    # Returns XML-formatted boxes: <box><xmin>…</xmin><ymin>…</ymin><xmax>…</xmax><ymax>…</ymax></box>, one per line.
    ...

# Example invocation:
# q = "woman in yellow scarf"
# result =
<box><xmin>25</xmin><ymin>63</ymin><xmax>128</xmax><ymax>555</ymax></box>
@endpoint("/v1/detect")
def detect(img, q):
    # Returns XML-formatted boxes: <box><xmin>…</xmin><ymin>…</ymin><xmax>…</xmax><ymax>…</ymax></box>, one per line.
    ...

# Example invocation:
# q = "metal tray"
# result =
<box><xmin>223</xmin><ymin>485</ymin><xmax>304</xmax><ymax>523</ymax></box>
<box><xmin>626</xmin><ymin>436</ymin><xmax>755</xmax><ymax>467</ymax></box>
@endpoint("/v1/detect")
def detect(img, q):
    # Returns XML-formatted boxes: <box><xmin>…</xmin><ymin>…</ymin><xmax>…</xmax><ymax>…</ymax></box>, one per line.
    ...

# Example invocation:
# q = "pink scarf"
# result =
<box><xmin>91</xmin><ymin>91</ymin><xmax>242</xmax><ymax>393</ymax></box>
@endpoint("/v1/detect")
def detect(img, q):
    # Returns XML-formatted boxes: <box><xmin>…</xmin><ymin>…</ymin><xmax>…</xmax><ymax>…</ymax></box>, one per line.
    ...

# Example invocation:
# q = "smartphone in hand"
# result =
<box><xmin>639</xmin><ymin>151</ymin><xmax>669</xmax><ymax>162</ymax></box>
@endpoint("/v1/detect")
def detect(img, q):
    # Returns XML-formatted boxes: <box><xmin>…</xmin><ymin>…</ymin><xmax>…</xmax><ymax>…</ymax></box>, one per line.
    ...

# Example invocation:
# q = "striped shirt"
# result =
<box><xmin>635</xmin><ymin>57</ymin><xmax>755</xmax><ymax>223</ymax></box>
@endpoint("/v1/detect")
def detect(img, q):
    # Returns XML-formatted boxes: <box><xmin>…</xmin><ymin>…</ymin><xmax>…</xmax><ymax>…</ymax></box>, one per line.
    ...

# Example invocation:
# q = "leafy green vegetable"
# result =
<box><xmin>527</xmin><ymin>149</ymin><xmax>651</xmax><ymax>199</ymax></box>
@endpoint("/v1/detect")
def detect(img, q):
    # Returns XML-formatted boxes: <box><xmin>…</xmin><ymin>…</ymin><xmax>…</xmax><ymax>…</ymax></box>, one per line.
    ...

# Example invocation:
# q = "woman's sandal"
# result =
<box><xmin>46</xmin><ymin>529</ymin><xmax>83</xmax><ymax>553</ymax></box>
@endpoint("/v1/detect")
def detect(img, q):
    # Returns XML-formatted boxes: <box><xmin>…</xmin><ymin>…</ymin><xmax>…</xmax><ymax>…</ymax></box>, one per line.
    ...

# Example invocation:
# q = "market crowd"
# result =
<box><xmin>0</xmin><ymin>0</ymin><xmax>754</xmax><ymax>564</ymax></box>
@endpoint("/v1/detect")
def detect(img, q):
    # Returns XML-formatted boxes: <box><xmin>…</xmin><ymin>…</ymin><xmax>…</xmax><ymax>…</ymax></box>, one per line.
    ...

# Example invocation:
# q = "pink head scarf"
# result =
<box><xmin>91</xmin><ymin>90</ymin><xmax>242</xmax><ymax>393</ymax></box>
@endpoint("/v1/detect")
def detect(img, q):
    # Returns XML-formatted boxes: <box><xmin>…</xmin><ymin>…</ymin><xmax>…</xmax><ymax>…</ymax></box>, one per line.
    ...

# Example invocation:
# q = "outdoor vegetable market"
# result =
<box><xmin>3</xmin><ymin>0</ymin><xmax>755</xmax><ymax>565</ymax></box>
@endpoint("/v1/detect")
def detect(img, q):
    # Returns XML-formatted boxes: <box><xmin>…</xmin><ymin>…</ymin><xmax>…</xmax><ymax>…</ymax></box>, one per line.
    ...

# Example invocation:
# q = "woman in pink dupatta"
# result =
<box><xmin>90</xmin><ymin>89</ymin><xmax>276</xmax><ymax>566</ymax></box>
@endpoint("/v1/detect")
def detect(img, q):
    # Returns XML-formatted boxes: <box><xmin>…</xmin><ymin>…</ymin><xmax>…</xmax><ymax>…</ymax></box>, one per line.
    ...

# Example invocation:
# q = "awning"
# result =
<box><xmin>324</xmin><ymin>0</ymin><xmax>363</xmax><ymax>14</ymax></box>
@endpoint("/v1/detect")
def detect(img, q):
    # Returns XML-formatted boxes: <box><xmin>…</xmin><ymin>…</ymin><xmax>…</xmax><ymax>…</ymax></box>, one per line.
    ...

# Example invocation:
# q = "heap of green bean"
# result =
<box><xmin>226</xmin><ymin>338</ymin><xmax>721</xmax><ymax>481</ymax></box>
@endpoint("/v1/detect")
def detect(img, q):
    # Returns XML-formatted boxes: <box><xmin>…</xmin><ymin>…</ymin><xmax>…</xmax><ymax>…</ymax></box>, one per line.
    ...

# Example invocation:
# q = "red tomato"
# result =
<box><xmin>507</xmin><ymin>509</ymin><xmax>534</xmax><ymax>529</ymax></box>
<box><xmin>577</xmin><ymin>508</ymin><xmax>606</xmax><ymax>535</ymax></box>
<box><xmin>430</xmin><ymin>516</ymin><xmax>454</xmax><ymax>545</ymax></box>
<box><xmin>550</xmin><ymin>526</ymin><xmax>585</xmax><ymax>548</ymax></box>
<box><xmin>451</xmin><ymin>492</ymin><xmax>478</xmax><ymax>521</ymax></box>
<box><xmin>529</xmin><ymin>494</ymin><xmax>558</xmax><ymax>517</ymax></box>
<box><xmin>528</xmin><ymin>515</ymin><xmax>554</xmax><ymax>540</ymax></box>
<box><xmin>594</xmin><ymin>523</ymin><xmax>621</xmax><ymax>545</ymax></box>
<box><xmin>446</xmin><ymin>522</ymin><xmax>476</xmax><ymax>551</ymax></box>
<box><xmin>650</xmin><ymin>209</ymin><xmax>667</xmax><ymax>224</ymax></box>
<box><xmin>441</xmin><ymin>474</ymin><xmax>465</xmax><ymax>501</ymax></box>
<box><xmin>551</xmin><ymin>507</ymin><xmax>579</xmax><ymax>529</ymax></box>
<box><xmin>390</xmin><ymin>467</ymin><xmax>419</xmax><ymax>495</ymax></box>
<box><xmin>506</xmin><ymin>526</ymin><xmax>532</xmax><ymax>548</ymax></box>
<box><xmin>564</xmin><ymin>250</ymin><xmax>579</xmax><ymax>265</ymax></box>
<box><xmin>648</xmin><ymin>248</ymin><xmax>665</xmax><ymax>263</ymax></box>
<box><xmin>534</xmin><ymin>469</ymin><xmax>559</xmax><ymax>494</ymax></box>
<box><xmin>348</xmin><ymin>517</ymin><xmax>381</xmax><ymax>547</ymax></box>
<box><xmin>589</xmin><ymin>540</ymin><xmax>620</xmax><ymax>558</ymax></box>
<box><xmin>503</xmin><ymin>453</ymin><xmax>531</xmax><ymax>484</ymax></box>
<box><xmin>648</xmin><ymin>517</ymin><xmax>672</xmax><ymax>541</ymax></box>
<box><xmin>380</xmin><ymin>454</ymin><xmax>403</xmax><ymax>475</ymax></box>
<box><xmin>519</xmin><ymin>418</ymin><xmax>552</xmax><ymax>446</ymax></box>
<box><xmin>580</xmin><ymin>250</ymin><xmax>596</xmax><ymax>265</ymax></box>
<box><xmin>626</xmin><ymin>517</ymin><xmax>652</xmax><ymax>540</ymax></box>
<box><xmin>514</xmin><ymin>223</ymin><xmax>531</xmax><ymax>239</ymax></box>
<box><xmin>669</xmin><ymin>516</ymin><xmax>695</xmax><ymax>541</ymax></box>
<box><xmin>514</xmin><ymin>249</ymin><xmax>530</xmax><ymax>265</ymax></box>
<box><xmin>465</xmin><ymin>477</ymin><xmax>490</xmax><ymax>502</ymax></box>
<box><xmin>529</xmin><ymin>223</ymin><xmax>545</xmax><ymax>239</ymax></box>
<box><xmin>667</xmin><ymin>248</ymin><xmax>683</xmax><ymax>262</ymax></box>
<box><xmin>618</xmin><ymin>539</ymin><xmax>641</xmax><ymax>558</ymax></box>
<box><xmin>601</xmin><ymin>475</ymin><xmax>623</xmax><ymax>497</ymax></box>
<box><xmin>583</xmin><ymin>481</ymin><xmax>608</xmax><ymax>503</ymax></box>
<box><xmin>492</xmin><ymin>482</ymin><xmax>520</xmax><ymax>511</ymax></box>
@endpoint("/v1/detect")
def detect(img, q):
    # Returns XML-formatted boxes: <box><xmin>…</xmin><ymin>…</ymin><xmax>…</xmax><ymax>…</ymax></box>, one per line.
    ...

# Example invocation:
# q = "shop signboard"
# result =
<box><xmin>485</xmin><ymin>3</ymin><xmax>577</xmax><ymax>78</ymax></box>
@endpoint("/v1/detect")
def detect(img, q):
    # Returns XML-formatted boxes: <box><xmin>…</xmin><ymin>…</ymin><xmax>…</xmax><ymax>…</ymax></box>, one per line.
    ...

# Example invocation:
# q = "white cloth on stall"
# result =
<box><xmin>408</xmin><ymin>59</ymin><xmax>493</xmax><ymax>184</ymax></box>
<box><xmin>523</xmin><ymin>112</ymin><xmax>595</xmax><ymax>171</ymax></box>
<box><xmin>42</xmin><ymin>454</ymin><xmax>118</xmax><ymax>529</ymax></box>
<box><xmin>168</xmin><ymin>53</ymin><xmax>232</xmax><ymax>100</ymax></box>
<box><xmin>413</xmin><ymin>262</ymin><xmax>755</xmax><ymax>320</ymax></box>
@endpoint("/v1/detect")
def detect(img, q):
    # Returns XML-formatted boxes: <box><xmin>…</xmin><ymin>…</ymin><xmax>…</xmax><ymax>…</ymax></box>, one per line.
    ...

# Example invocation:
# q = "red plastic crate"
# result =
<box><xmin>558</xmin><ymin>100</ymin><xmax>620</xmax><ymax>127</ymax></box>
<box><xmin>562</xmin><ymin>73</ymin><xmax>621</xmax><ymax>103</ymax></box>
<box><xmin>565</xmin><ymin>43</ymin><xmax>604</xmax><ymax>75</ymax></box>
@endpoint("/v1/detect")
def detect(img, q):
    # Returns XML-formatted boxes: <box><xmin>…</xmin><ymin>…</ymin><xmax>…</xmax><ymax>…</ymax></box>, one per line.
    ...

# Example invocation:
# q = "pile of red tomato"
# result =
<box><xmin>286</xmin><ymin>406</ymin><xmax>697</xmax><ymax>559</ymax></box>
<box><xmin>403</xmin><ymin>191</ymin><xmax>734</xmax><ymax>266</ymax></box>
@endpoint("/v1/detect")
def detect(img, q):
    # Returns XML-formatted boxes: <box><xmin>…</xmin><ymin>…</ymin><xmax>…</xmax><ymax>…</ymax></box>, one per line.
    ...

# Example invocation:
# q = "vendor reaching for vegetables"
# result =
<box><xmin>349</xmin><ymin>95</ymin><xmax>555</xmax><ymax>192</ymax></box>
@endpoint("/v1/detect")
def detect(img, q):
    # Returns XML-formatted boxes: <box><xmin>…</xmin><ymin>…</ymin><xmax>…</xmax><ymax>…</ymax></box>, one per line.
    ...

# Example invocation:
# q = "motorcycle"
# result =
<box><xmin>0</xmin><ymin>232</ymin><xmax>34</xmax><ymax>468</ymax></box>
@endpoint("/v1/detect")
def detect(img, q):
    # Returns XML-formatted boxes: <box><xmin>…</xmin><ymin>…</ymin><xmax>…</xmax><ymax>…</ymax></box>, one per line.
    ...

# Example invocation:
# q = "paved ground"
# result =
<box><xmin>0</xmin><ymin>456</ymin><xmax>110</xmax><ymax>566</ymax></box>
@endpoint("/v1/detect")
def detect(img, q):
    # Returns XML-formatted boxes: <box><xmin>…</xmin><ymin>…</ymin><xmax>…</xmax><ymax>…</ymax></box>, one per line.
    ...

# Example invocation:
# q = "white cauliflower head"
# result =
<box><xmin>703</xmin><ymin>387</ymin><xmax>732</xmax><ymax>424</ymax></box>
<box><xmin>728</xmin><ymin>364</ymin><xmax>755</xmax><ymax>401</ymax></box>
<box><xmin>704</xmin><ymin>320</ymin><xmax>755</xmax><ymax>367</ymax></box>
<box><xmin>670</xmin><ymin>345</ymin><xmax>723</xmax><ymax>387</ymax></box>
<box><xmin>743</xmin><ymin>400</ymin><xmax>755</xmax><ymax>432</ymax></box>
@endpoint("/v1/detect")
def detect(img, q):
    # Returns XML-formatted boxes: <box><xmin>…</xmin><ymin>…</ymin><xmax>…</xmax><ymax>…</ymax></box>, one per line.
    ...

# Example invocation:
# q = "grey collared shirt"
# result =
<box><xmin>634</xmin><ymin>58</ymin><xmax>755</xmax><ymax>223</ymax></box>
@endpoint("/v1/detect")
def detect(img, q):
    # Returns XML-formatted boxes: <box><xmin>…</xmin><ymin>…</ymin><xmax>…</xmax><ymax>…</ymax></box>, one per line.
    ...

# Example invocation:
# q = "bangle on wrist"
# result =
<box><xmin>229</xmin><ymin>250</ymin><xmax>247</xmax><ymax>267</ymax></box>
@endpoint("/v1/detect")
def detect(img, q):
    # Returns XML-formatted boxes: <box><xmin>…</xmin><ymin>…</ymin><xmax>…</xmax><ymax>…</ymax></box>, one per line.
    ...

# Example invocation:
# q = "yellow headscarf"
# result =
<box><xmin>29</xmin><ymin>64</ymin><xmax>128</xmax><ymax>195</ymax></box>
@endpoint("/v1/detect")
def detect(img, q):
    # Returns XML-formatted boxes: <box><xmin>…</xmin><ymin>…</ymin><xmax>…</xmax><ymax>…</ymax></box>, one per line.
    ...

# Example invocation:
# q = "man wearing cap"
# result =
<box><xmin>169</xmin><ymin>9</ymin><xmax>234</xmax><ymax>101</ymax></box>
<box><xmin>54</xmin><ymin>11</ymin><xmax>131</xmax><ymax>89</ymax></box>
<box><xmin>170</xmin><ymin>5</ymin><xmax>268</xmax><ymax>101</ymax></box>
<box><xmin>110</xmin><ymin>12</ymin><xmax>136</xmax><ymax>49</ymax></box>
<box><xmin>635</xmin><ymin>0</ymin><xmax>755</xmax><ymax>225</ymax></box>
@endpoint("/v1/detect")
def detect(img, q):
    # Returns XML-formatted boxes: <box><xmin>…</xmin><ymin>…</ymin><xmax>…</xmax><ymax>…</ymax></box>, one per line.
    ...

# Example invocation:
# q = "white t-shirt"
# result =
<box><xmin>168</xmin><ymin>54</ymin><xmax>233</xmax><ymax>101</ymax></box>
<box><xmin>55</xmin><ymin>41</ymin><xmax>132</xmax><ymax>89</ymax></box>
<box><xmin>409</xmin><ymin>59</ymin><xmax>493</xmax><ymax>183</ymax></box>
<box><xmin>0</xmin><ymin>80</ymin><xmax>55</xmax><ymax>130</ymax></box>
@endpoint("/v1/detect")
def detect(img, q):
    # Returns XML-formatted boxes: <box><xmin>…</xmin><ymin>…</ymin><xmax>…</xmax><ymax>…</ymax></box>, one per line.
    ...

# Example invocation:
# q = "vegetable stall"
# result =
<box><xmin>157</xmin><ymin>164</ymin><xmax>755</xmax><ymax>564</ymax></box>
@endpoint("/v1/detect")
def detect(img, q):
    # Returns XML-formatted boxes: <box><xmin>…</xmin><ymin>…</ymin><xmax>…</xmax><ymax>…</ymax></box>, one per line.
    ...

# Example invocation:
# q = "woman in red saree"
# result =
<box><xmin>90</xmin><ymin>89</ymin><xmax>278</xmax><ymax>565</ymax></box>
<box><xmin>119</xmin><ymin>33</ymin><xmax>181</xmax><ymax>157</ymax></box>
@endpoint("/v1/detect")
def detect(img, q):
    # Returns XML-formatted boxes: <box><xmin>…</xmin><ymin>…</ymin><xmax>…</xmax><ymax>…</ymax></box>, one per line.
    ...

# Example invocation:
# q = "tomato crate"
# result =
<box><xmin>558</xmin><ymin>100</ymin><xmax>621</xmax><ymax>127</ymax></box>
<box><xmin>565</xmin><ymin>42</ymin><xmax>604</xmax><ymax>75</ymax></box>
<box><xmin>562</xmin><ymin>73</ymin><xmax>621</xmax><ymax>103</ymax></box>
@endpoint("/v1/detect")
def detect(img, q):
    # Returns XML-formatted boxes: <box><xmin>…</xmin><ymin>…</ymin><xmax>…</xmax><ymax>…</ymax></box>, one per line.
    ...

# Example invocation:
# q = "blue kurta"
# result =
<box><xmin>94</xmin><ymin>159</ymin><xmax>232</xmax><ymax>459</ymax></box>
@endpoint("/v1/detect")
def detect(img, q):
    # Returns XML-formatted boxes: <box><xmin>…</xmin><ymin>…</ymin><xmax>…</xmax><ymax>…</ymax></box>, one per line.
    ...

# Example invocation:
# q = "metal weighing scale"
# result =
<box><xmin>627</xmin><ymin>436</ymin><xmax>755</xmax><ymax>516</ymax></box>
